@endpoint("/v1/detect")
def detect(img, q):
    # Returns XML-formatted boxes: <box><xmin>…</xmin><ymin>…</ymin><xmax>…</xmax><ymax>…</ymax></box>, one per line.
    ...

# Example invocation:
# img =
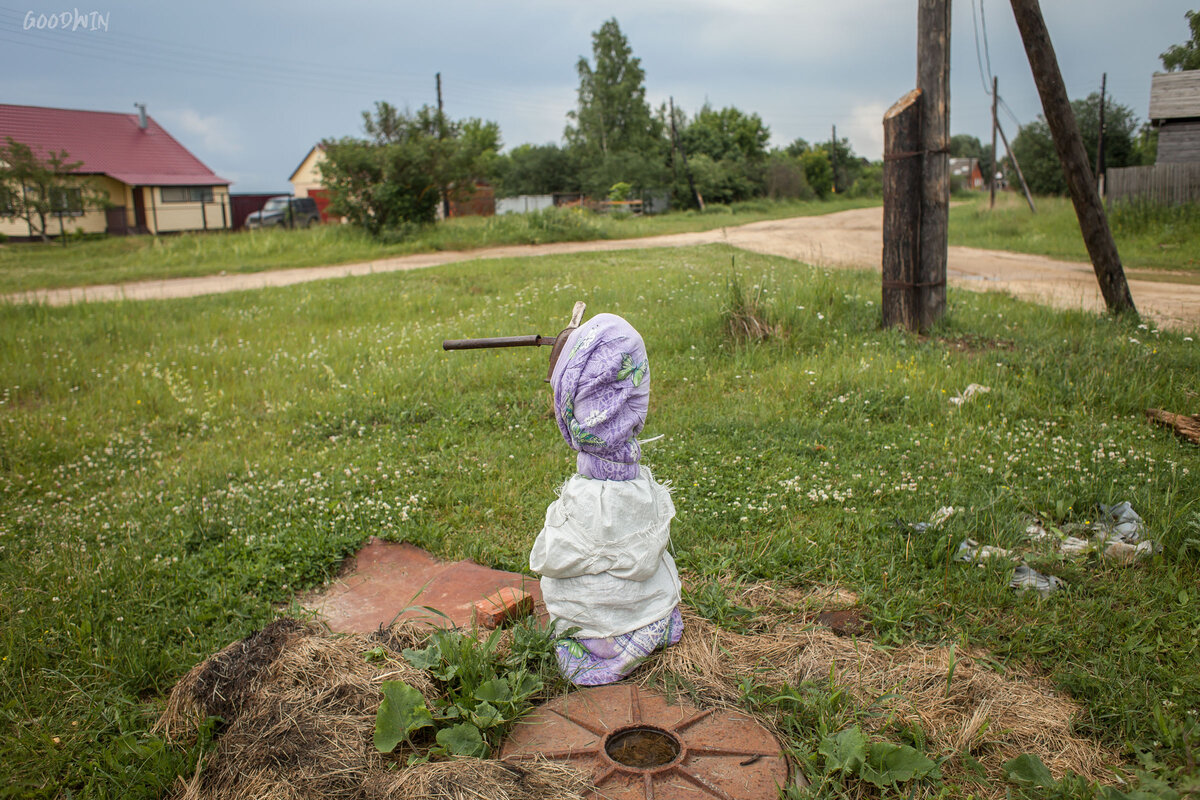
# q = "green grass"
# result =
<box><xmin>0</xmin><ymin>197</ymin><xmax>879</xmax><ymax>294</ymax></box>
<box><xmin>1</xmin><ymin>245</ymin><xmax>1198</xmax><ymax>797</ymax></box>
<box><xmin>949</xmin><ymin>193</ymin><xmax>1200</xmax><ymax>273</ymax></box>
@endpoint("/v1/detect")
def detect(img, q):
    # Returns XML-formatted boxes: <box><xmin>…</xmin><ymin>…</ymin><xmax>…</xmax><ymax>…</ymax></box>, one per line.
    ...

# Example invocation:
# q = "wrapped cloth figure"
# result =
<box><xmin>529</xmin><ymin>313</ymin><xmax>683</xmax><ymax>685</ymax></box>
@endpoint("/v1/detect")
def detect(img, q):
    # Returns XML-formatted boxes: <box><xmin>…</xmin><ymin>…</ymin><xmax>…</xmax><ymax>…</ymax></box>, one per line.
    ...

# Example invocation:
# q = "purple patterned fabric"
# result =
<box><xmin>550</xmin><ymin>313</ymin><xmax>650</xmax><ymax>481</ymax></box>
<box><xmin>555</xmin><ymin>607</ymin><xmax>684</xmax><ymax>686</ymax></box>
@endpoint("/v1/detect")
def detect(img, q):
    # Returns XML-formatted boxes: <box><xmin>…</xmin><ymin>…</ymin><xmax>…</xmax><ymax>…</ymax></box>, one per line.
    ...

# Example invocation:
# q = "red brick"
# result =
<box><xmin>474</xmin><ymin>587</ymin><xmax>534</xmax><ymax>629</ymax></box>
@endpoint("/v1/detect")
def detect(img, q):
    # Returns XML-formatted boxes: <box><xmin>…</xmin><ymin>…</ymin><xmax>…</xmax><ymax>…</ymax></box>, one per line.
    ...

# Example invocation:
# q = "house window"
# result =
<box><xmin>49</xmin><ymin>187</ymin><xmax>84</xmax><ymax>216</ymax></box>
<box><xmin>161</xmin><ymin>186</ymin><xmax>214</xmax><ymax>203</ymax></box>
<box><xmin>0</xmin><ymin>185</ymin><xmax>15</xmax><ymax>217</ymax></box>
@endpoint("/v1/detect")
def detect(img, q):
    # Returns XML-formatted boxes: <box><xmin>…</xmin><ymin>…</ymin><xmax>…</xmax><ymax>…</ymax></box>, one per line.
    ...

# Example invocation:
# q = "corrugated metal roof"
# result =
<box><xmin>0</xmin><ymin>103</ymin><xmax>229</xmax><ymax>186</ymax></box>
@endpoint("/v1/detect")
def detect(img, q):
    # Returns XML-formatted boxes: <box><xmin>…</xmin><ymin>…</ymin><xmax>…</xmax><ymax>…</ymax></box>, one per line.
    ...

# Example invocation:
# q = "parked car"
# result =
<box><xmin>245</xmin><ymin>196</ymin><xmax>320</xmax><ymax>229</ymax></box>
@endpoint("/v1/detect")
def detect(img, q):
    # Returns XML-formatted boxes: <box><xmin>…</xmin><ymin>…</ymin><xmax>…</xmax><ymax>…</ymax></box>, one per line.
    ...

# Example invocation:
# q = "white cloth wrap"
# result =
<box><xmin>530</xmin><ymin>466</ymin><xmax>681</xmax><ymax>638</ymax></box>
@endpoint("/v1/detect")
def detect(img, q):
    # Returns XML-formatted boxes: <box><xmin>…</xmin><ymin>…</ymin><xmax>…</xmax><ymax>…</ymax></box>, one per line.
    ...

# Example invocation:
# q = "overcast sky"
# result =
<box><xmin>2</xmin><ymin>1</ymin><xmax>1194</xmax><ymax>193</ymax></box>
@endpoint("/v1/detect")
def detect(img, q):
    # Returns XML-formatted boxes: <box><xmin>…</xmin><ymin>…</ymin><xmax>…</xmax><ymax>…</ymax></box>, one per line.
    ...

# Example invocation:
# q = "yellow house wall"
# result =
<box><xmin>145</xmin><ymin>185</ymin><xmax>231</xmax><ymax>233</ymax></box>
<box><xmin>290</xmin><ymin>147</ymin><xmax>326</xmax><ymax>198</ymax></box>
<box><xmin>0</xmin><ymin>174</ymin><xmax>123</xmax><ymax>238</ymax></box>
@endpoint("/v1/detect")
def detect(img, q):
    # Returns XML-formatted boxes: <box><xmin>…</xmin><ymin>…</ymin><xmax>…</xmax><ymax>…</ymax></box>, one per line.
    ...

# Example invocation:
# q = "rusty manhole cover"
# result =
<box><xmin>500</xmin><ymin>684</ymin><xmax>787</xmax><ymax>799</ymax></box>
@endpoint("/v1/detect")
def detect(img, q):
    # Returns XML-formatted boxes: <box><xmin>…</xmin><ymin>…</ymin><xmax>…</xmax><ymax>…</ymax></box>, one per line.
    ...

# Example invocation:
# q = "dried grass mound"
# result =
<box><xmin>363</xmin><ymin>757</ymin><xmax>590</xmax><ymax>800</ymax></box>
<box><xmin>159</xmin><ymin>618</ymin><xmax>450</xmax><ymax>800</ymax></box>
<box><xmin>641</xmin><ymin>606</ymin><xmax>1119</xmax><ymax>790</ymax></box>
<box><xmin>1146</xmin><ymin>407</ymin><xmax>1200</xmax><ymax>444</ymax></box>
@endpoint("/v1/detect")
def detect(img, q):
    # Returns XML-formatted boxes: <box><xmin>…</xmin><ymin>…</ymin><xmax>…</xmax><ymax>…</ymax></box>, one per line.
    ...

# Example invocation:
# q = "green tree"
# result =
<box><xmin>763</xmin><ymin>151</ymin><xmax>815</xmax><ymax>200</ymax></box>
<box><xmin>319</xmin><ymin>102</ymin><xmax>501</xmax><ymax>236</ymax></box>
<box><xmin>824</xmin><ymin>136</ymin><xmax>867</xmax><ymax>195</ymax></box>
<box><xmin>0</xmin><ymin>136</ymin><xmax>107</xmax><ymax>242</ymax></box>
<box><xmin>680</xmin><ymin>104</ymin><xmax>770</xmax><ymax>163</ymax></box>
<box><xmin>493</xmin><ymin>144</ymin><xmax>579</xmax><ymax>197</ymax></box>
<box><xmin>1161</xmin><ymin>9</ymin><xmax>1200</xmax><ymax>71</ymax></box>
<box><xmin>674</xmin><ymin>104</ymin><xmax>770</xmax><ymax>203</ymax></box>
<box><xmin>800</xmin><ymin>149</ymin><xmax>833</xmax><ymax>198</ymax></box>
<box><xmin>1010</xmin><ymin>93</ymin><xmax>1142</xmax><ymax>195</ymax></box>
<box><xmin>784</xmin><ymin>137</ymin><xmax>811</xmax><ymax>158</ymax></box>
<box><xmin>565</xmin><ymin>18</ymin><xmax>666</xmax><ymax>196</ymax></box>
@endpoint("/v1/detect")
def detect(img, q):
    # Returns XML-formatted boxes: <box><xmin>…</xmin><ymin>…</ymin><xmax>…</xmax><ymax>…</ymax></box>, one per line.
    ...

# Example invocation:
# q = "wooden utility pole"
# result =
<box><xmin>670</xmin><ymin>97</ymin><xmax>704</xmax><ymax>211</ymax></box>
<box><xmin>436</xmin><ymin>72</ymin><xmax>450</xmax><ymax>220</ymax></box>
<box><xmin>996</xmin><ymin>120</ymin><xmax>1037</xmax><ymax>213</ymax></box>
<box><xmin>882</xmin><ymin>89</ymin><xmax>923</xmax><ymax>331</ymax></box>
<box><xmin>1009</xmin><ymin>0</ymin><xmax>1135</xmax><ymax>314</ymax></box>
<box><xmin>1095</xmin><ymin>72</ymin><xmax>1107</xmax><ymax>195</ymax></box>
<box><xmin>830</xmin><ymin>124</ymin><xmax>838</xmax><ymax>194</ymax></box>
<box><xmin>990</xmin><ymin>75</ymin><xmax>999</xmax><ymax>209</ymax></box>
<box><xmin>916</xmin><ymin>0</ymin><xmax>950</xmax><ymax>330</ymax></box>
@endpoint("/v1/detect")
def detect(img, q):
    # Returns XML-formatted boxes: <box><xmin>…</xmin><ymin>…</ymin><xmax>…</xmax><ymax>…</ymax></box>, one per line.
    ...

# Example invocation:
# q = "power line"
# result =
<box><xmin>970</xmin><ymin>0</ymin><xmax>992</xmax><ymax>96</ymax></box>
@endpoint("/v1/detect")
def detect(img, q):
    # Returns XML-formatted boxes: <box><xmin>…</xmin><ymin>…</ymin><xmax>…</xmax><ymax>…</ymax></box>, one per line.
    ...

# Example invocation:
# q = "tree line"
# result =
<box><xmin>4</xmin><ymin>12</ymin><xmax>1197</xmax><ymax>241</ymax></box>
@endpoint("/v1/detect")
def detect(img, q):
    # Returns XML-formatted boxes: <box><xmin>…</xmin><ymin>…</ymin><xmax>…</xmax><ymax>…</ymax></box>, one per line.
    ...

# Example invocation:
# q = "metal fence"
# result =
<box><xmin>1106</xmin><ymin>163</ymin><xmax>1200</xmax><ymax>206</ymax></box>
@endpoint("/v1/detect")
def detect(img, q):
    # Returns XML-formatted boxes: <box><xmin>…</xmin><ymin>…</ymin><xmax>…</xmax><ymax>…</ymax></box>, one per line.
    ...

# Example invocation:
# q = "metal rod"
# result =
<box><xmin>442</xmin><ymin>334</ymin><xmax>556</xmax><ymax>351</ymax></box>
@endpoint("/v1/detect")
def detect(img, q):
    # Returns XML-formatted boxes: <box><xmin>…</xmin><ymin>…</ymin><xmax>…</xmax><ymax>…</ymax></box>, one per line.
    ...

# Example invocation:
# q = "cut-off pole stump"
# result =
<box><xmin>882</xmin><ymin>88</ymin><xmax>923</xmax><ymax>332</ymax></box>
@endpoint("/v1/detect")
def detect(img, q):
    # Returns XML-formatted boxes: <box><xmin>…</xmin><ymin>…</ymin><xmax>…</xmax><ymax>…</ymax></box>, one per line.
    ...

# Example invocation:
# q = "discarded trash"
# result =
<box><xmin>1095</xmin><ymin>501</ymin><xmax>1145</xmax><ymax>543</ymax></box>
<box><xmin>1010</xmin><ymin>564</ymin><xmax>1065</xmax><ymax>597</ymax></box>
<box><xmin>955</xmin><ymin>538</ymin><xmax>1014</xmax><ymax>562</ymax></box>
<box><xmin>1059</xmin><ymin>537</ymin><xmax>1091</xmax><ymax>556</ymax></box>
<box><xmin>929</xmin><ymin>505</ymin><xmax>956</xmax><ymax>527</ymax></box>
<box><xmin>901</xmin><ymin>505</ymin><xmax>956</xmax><ymax>533</ymax></box>
<box><xmin>949</xmin><ymin>384</ymin><xmax>991</xmax><ymax>406</ymax></box>
<box><xmin>1025</xmin><ymin>501</ymin><xmax>1157</xmax><ymax>563</ymax></box>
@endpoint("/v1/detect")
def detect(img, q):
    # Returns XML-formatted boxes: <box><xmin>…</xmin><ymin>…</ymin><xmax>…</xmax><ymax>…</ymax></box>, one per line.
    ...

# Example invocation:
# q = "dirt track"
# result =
<box><xmin>12</xmin><ymin>207</ymin><xmax>1200</xmax><ymax>330</ymax></box>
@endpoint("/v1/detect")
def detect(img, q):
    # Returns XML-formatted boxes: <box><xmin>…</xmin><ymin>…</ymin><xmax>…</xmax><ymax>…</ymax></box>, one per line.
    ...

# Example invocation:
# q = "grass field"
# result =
<box><xmin>948</xmin><ymin>194</ymin><xmax>1200</xmax><ymax>273</ymax></box>
<box><xmin>0</xmin><ymin>197</ymin><xmax>880</xmax><ymax>294</ymax></box>
<box><xmin>1</xmin><ymin>244</ymin><xmax>1198</xmax><ymax>798</ymax></box>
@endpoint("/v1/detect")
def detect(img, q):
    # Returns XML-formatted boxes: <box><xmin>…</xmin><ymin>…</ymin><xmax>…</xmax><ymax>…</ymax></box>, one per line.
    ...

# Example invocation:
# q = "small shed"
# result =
<box><xmin>496</xmin><ymin>194</ymin><xmax>554</xmax><ymax>215</ymax></box>
<box><xmin>1149</xmin><ymin>71</ymin><xmax>1200</xmax><ymax>163</ymax></box>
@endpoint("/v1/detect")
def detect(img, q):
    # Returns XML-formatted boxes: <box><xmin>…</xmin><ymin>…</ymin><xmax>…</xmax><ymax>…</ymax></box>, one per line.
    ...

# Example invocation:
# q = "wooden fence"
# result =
<box><xmin>1106</xmin><ymin>163</ymin><xmax>1200</xmax><ymax>206</ymax></box>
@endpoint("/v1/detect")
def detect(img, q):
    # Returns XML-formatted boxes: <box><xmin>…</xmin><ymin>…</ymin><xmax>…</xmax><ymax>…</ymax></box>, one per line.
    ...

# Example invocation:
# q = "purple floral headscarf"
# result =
<box><xmin>550</xmin><ymin>313</ymin><xmax>649</xmax><ymax>481</ymax></box>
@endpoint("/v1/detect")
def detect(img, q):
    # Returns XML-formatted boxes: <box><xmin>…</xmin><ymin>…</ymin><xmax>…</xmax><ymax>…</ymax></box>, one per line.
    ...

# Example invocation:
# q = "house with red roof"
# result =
<box><xmin>0</xmin><ymin>103</ymin><xmax>231</xmax><ymax>238</ymax></box>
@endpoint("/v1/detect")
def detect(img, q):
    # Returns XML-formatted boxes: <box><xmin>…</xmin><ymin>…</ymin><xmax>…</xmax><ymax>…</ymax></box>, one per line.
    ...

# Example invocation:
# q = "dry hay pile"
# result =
<box><xmin>157</xmin><ymin>619</ymin><xmax>588</xmax><ymax>800</ymax></box>
<box><xmin>640</xmin><ymin>584</ymin><xmax>1120</xmax><ymax>793</ymax></box>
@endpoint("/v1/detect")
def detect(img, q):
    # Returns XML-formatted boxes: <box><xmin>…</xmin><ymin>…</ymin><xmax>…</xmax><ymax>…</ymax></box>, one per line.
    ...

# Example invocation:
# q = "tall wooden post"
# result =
<box><xmin>917</xmin><ymin>0</ymin><xmax>950</xmax><ymax>330</ymax></box>
<box><xmin>1095</xmin><ymin>72</ymin><xmax>1106</xmax><ymax>194</ymax></box>
<box><xmin>997</xmin><ymin>121</ymin><xmax>1037</xmax><ymax>213</ymax></box>
<box><xmin>882</xmin><ymin>89</ymin><xmax>923</xmax><ymax>331</ymax></box>
<box><xmin>437</xmin><ymin>72</ymin><xmax>450</xmax><ymax>220</ymax></box>
<box><xmin>831</xmin><ymin>124</ymin><xmax>838</xmax><ymax>194</ymax></box>
<box><xmin>989</xmin><ymin>76</ymin><xmax>999</xmax><ymax>209</ymax></box>
<box><xmin>1009</xmin><ymin>0</ymin><xmax>1135</xmax><ymax>314</ymax></box>
<box><xmin>670</xmin><ymin>97</ymin><xmax>703</xmax><ymax>211</ymax></box>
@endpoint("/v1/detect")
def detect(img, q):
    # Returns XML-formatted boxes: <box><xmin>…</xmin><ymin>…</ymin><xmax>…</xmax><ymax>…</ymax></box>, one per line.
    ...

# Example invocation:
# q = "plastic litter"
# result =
<box><xmin>1095</xmin><ymin>501</ymin><xmax>1146</xmax><ymax>543</ymax></box>
<box><xmin>901</xmin><ymin>506</ymin><xmax>957</xmax><ymax>533</ymax></box>
<box><xmin>1025</xmin><ymin>501</ymin><xmax>1157</xmax><ymax>562</ymax></box>
<box><xmin>1010</xmin><ymin>564</ymin><xmax>1065</xmax><ymax>597</ymax></box>
<box><xmin>955</xmin><ymin>538</ymin><xmax>1014</xmax><ymax>562</ymax></box>
<box><xmin>949</xmin><ymin>384</ymin><xmax>991</xmax><ymax>406</ymax></box>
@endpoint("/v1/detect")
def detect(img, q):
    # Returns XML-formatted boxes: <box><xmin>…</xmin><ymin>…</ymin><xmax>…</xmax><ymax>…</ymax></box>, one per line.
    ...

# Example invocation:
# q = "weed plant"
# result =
<box><xmin>0</xmin><ymin>244</ymin><xmax>1198</xmax><ymax>797</ymax></box>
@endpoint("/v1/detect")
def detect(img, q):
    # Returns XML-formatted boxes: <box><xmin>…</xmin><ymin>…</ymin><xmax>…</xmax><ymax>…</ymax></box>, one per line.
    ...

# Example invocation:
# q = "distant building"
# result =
<box><xmin>949</xmin><ymin>157</ymin><xmax>985</xmax><ymax>190</ymax></box>
<box><xmin>1149</xmin><ymin>71</ymin><xmax>1200</xmax><ymax>163</ymax></box>
<box><xmin>0</xmin><ymin>103</ymin><xmax>230</xmax><ymax>238</ymax></box>
<box><xmin>288</xmin><ymin>144</ymin><xmax>334</xmax><ymax>222</ymax></box>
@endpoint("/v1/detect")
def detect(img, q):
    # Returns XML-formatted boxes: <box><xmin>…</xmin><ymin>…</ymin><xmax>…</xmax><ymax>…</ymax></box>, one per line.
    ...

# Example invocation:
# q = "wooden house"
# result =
<box><xmin>0</xmin><ymin>103</ymin><xmax>231</xmax><ymax>238</ymax></box>
<box><xmin>1149</xmin><ymin>71</ymin><xmax>1200</xmax><ymax>163</ymax></box>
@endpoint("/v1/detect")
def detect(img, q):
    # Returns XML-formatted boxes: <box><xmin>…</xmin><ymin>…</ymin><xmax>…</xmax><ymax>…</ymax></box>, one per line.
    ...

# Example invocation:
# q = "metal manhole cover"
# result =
<box><xmin>500</xmin><ymin>684</ymin><xmax>788</xmax><ymax>799</ymax></box>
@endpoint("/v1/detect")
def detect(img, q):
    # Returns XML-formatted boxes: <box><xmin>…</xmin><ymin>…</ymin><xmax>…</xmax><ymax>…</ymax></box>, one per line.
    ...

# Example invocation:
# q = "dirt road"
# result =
<box><xmin>13</xmin><ymin>207</ymin><xmax>1200</xmax><ymax>330</ymax></box>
